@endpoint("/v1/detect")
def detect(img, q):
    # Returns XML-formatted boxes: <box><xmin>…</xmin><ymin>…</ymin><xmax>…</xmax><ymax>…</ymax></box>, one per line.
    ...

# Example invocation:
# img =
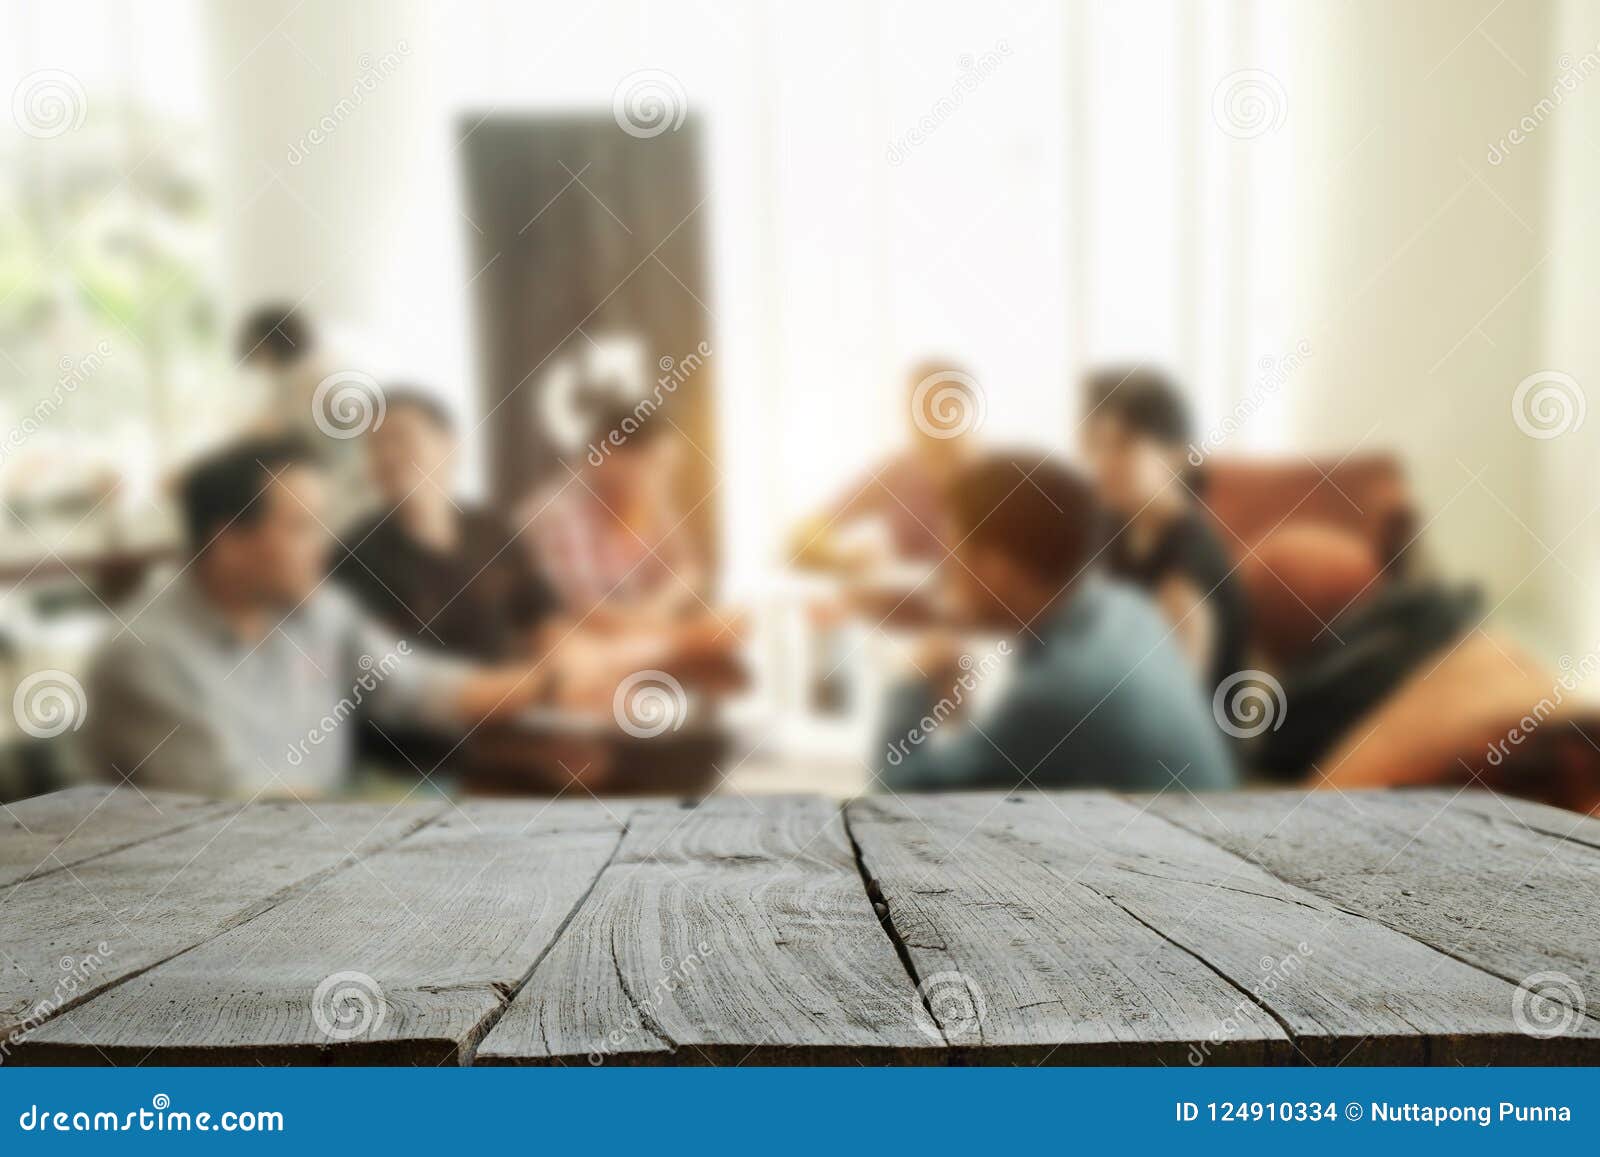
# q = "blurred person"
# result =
<box><xmin>86</xmin><ymin>436</ymin><xmax>603</xmax><ymax>798</ymax></box>
<box><xmin>876</xmin><ymin>452</ymin><xmax>1236</xmax><ymax>793</ymax></box>
<box><xmin>235</xmin><ymin>303</ymin><xmax>382</xmax><ymax>530</ymax></box>
<box><xmin>523</xmin><ymin>399</ymin><xmax>707</xmax><ymax>623</ymax></box>
<box><xmin>332</xmin><ymin>386</ymin><xmax>558</xmax><ymax>661</ymax></box>
<box><xmin>517</xmin><ymin>399</ymin><xmax>746</xmax><ymax>718</ymax></box>
<box><xmin>1080</xmin><ymin>366</ymin><xmax>1247</xmax><ymax>692</ymax></box>
<box><xmin>789</xmin><ymin>359</ymin><xmax>979</xmax><ymax>575</ymax></box>
<box><xmin>235</xmin><ymin>303</ymin><xmax>316</xmax><ymax>396</ymax></box>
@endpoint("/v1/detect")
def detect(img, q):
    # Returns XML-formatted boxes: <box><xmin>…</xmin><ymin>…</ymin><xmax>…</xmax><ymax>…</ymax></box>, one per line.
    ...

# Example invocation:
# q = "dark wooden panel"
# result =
<box><xmin>1152</xmin><ymin>790</ymin><xmax>1600</xmax><ymax>1043</ymax></box>
<box><xmin>846</xmin><ymin>793</ymin><xmax>1290</xmax><ymax>1064</ymax></box>
<box><xmin>18</xmin><ymin>801</ymin><xmax>627</xmax><ymax>1064</ymax></box>
<box><xmin>475</xmin><ymin>797</ymin><xmax>934</xmax><ymax>1064</ymax></box>
<box><xmin>460</xmin><ymin>113</ymin><xmax>717</xmax><ymax>555</ymax></box>
<box><xmin>0</xmin><ymin>787</ymin><xmax>233</xmax><ymax>888</ymax></box>
<box><xmin>0</xmin><ymin>796</ymin><xmax>441</xmax><ymax>1050</ymax></box>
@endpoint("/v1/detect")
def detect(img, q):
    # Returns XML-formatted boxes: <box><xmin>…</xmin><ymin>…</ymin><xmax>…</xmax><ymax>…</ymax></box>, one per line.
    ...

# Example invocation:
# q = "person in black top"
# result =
<box><xmin>1080</xmin><ymin>366</ymin><xmax>1248</xmax><ymax>693</ymax></box>
<box><xmin>331</xmin><ymin>387</ymin><xmax>559</xmax><ymax>661</ymax></box>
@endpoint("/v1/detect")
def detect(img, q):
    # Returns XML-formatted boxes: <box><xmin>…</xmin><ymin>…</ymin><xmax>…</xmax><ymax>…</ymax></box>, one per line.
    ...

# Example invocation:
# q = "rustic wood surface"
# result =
<box><xmin>4</xmin><ymin>786</ymin><xmax>1598</xmax><ymax>1065</ymax></box>
<box><xmin>1</xmin><ymin>799</ymin><xmax>440</xmax><ymax>1049</ymax></box>
<box><xmin>0</xmin><ymin>786</ymin><xmax>234</xmax><ymax>888</ymax></box>
<box><xmin>476</xmin><ymin>796</ymin><xmax>934</xmax><ymax>1065</ymax></box>
<box><xmin>1151</xmin><ymin>789</ymin><xmax>1600</xmax><ymax>1045</ymax></box>
<box><xmin>20</xmin><ymin>801</ymin><xmax>625</xmax><ymax>1065</ymax></box>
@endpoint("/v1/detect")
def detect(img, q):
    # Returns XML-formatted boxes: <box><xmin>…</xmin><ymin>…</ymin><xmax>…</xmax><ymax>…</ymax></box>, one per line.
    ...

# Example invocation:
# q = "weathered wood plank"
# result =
<box><xmin>0</xmin><ymin>795</ymin><xmax>442</xmax><ymax>1056</ymax></box>
<box><xmin>845</xmin><ymin>793</ymin><xmax>1290</xmax><ymax>1064</ymax></box>
<box><xmin>1056</xmin><ymin>792</ymin><xmax>1596</xmax><ymax>1062</ymax></box>
<box><xmin>0</xmin><ymin>787</ymin><xmax>234</xmax><ymax>888</ymax></box>
<box><xmin>1151</xmin><ymin>790</ymin><xmax>1600</xmax><ymax>1044</ymax></box>
<box><xmin>1441</xmin><ymin>788</ymin><xmax>1600</xmax><ymax>852</ymax></box>
<box><xmin>475</xmin><ymin>796</ymin><xmax>934</xmax><ymax>1064</ymax></box>
<box><xmin>17</xmin><ymin>800</ymin><xmax>629</xmax><ymax>1064</ymax></box>
<box><xmin>11</xmin><ymin>787</ymin><xmax>1595</xmax><ymax>1067</ymax></box>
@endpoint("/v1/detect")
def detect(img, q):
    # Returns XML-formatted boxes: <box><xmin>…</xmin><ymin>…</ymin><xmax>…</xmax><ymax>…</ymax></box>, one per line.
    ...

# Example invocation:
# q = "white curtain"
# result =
<box><xmin>698</xmin><ymin>0</ymin><xmax>1298</xmax><ymax>591</ymax></box>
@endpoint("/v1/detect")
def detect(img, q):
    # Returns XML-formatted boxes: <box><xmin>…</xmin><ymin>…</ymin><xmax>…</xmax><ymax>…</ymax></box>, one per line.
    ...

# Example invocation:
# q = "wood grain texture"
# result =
<box><xmin>0</xmin><ymin>795</ymin><xmax>442</xmax><ymax>1054</ymax></box>
<box><xmin>0</xmin><ymin>787</ymin><xmax>234</xmax><ymax>888</ymax></box>
<box><xmin>1152</xmin><ymin>789</ymin><xmax>1600</xmax><ymax>1045</ymax></box>
<box><xmin>846</xmin><ymin>793</ymin><xmax>1290</xmax><ymax>1064</ymax></box>
<box><xmin>475</xmin><ymin>796</ymin><xmax>935</xmax><ymax>1064</ymax></box>
<box><xmin>11</xmin><ymin>786</ymin><xmax>1600</xmax><ymax>1066</ymax></box>
<box><xmin>1442</xmin><ymin>788</ymin><xmax>1600</xmax><ymax>852</ymax></box>
<box><xmin>17</xmin><ymin>800</ymin><xmax>628</xmax><ymax>1064</ymax></box>
<box><xmin>1063</xmin><ymin>792</ymin><xmax>1598</xmax><ymax>1062</ymax></box>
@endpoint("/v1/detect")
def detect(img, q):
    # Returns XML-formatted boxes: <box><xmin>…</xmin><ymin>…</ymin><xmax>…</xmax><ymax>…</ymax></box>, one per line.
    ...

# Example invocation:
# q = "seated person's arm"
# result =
<box><xmin>875</xmin><ymin>665</ymin><xmax>1053</xmax><ymax>794</ymax></box>
<box><xmin>448</xmin><ymin>663</ymin><xmax>560</xmax><ymax>721</ymax></box>
<box><xmin>343</xmin><ymin>598</ymin><xmax>556</xmax><ymax>729</ymax></box>
<box><xmin>788</xmin><ymin>473</ymin><xmax>893</xmax><ymax>572</ymax></box>
<box><xmin>1154</xmin><ymin>575</ymin><xmax>1216</xmax><ymax>679</ymax></box>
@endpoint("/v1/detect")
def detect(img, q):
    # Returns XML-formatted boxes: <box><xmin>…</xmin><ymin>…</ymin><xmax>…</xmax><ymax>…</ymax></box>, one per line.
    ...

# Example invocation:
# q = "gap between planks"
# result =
<box><xmin>1145</xmin><ymin>791</ymin><xmax>1600</xmax><ymax>1038</ymax></box>
<box><xmin>4</xmin><ymin>800</ymin><xmax>451</xmax><ymax>1054</ymax></box>
<box><xmin>839</xmin><ymin>803</ymin><xmax>944</xmax><ymax>1048</ymax></box>
<box><xmin>456</xmin><ymin>814</ymin><xmax>635</xmax><ymax>1064</ymax></box>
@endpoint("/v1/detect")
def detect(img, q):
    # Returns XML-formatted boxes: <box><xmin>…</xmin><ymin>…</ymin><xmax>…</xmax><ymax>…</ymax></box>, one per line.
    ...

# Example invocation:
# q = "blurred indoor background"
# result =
<box><xmin>3</xmin><ymin>0</ymin><xmax>1600</xmax><ymax>806</ymax></box>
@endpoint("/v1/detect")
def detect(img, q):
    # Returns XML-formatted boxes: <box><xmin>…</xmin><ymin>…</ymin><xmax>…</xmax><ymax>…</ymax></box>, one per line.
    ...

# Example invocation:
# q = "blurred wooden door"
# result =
<box><xmin>460</xmin><ymin>114</ymin><xmax>717</xmax><ymax>557</ymax></box>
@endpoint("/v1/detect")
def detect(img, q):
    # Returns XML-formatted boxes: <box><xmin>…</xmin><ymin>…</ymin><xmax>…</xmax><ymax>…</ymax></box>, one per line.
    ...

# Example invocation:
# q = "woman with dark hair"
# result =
<box><xmin>1080</xmin><ymin>366</ymin><xmax>1248</xmax><ymax>693</ymax></box>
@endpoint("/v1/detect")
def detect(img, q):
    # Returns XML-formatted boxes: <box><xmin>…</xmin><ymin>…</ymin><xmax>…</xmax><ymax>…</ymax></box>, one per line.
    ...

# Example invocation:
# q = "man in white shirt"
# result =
<box><xmin>87</xmin><ymin>436</ymin><xmax>582</xmax><ymax>797</ymax></box>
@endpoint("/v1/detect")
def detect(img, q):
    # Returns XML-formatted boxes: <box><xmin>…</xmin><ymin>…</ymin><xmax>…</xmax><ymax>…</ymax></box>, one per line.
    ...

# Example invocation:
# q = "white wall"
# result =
<box><xmin>1262</xmin><ymin>0</ymin><xmax>1557</xmax><ymax>640</ymax></box>
<box><xmin>204</xmin><ymin>0</ymin><xmax>480</xmax><ymax>482</ymax></box>
<box><xmin>1543</xmin><ymin>0</ymin><xmax>1600</xmax><ymax>654</ymax></box>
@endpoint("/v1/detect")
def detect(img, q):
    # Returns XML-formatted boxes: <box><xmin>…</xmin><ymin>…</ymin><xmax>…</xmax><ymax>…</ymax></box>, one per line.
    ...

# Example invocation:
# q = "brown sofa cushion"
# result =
<box><xmin>1241</xmin><ymin>523</ymin><xmax>1382</xmax><ymax>667</ymax></box>
<box><xmin>1314</xmin><ymin>630</ymin><xmax>1600</xmax><ymax>814</ymax></box>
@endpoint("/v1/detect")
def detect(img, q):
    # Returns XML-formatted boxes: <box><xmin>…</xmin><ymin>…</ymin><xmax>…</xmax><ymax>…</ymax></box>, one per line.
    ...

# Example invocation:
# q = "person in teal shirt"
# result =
<box><xmin>878</xmin><ymin>452</ymin><xmax>1236</xmax><ymax>793</ymax></box>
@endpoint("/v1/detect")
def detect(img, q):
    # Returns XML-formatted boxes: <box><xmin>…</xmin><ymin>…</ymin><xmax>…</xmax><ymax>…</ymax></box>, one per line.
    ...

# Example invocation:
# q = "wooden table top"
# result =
<box><xmin>3</xmin><ymin>785</ymin><xmax>1597</xmax><ymax>1066</ymax></box>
